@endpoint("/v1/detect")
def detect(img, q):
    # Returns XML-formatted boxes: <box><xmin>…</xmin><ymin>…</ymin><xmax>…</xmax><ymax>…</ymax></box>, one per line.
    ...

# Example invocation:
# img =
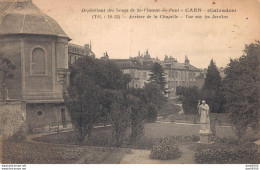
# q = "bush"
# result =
<box><xmin>195</xmin><ymin>142</ymin><xmax>260</xmax><ymax>164</ymax></box>
<box><xmin>158</xmin><ymin>100</ymin><xmax>181</xmax><ymax>119</ymax></box>
<box><xmin>146</xmin><ymin>103</ymin><xmax>157</xmax><ymax>123</ymax></box>
<box><xmin>176</xmin><ymin>86</ymin><xmax>199</xmax><ymax>114</ymax></box>
<box><xmin>150</xmin><ymin>137</ymin><xmax>181</xmax><ymax>160</ymax></box>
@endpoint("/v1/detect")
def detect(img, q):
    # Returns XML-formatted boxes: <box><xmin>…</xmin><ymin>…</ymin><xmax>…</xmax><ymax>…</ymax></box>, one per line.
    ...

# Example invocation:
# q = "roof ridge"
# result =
<box><xmin>34</xmin><ymin>3</ymin><xmax>55</xmax><ymax>35</ymax></box>
<box><xmin>0</xmin><ymin>1</ymin><xmax>17</xmax><ymax>26</ymax></box>
<box><xmin>20</xmin><ymin>0</ymin><xmax>31</xmax><ymax>33</ymax></box>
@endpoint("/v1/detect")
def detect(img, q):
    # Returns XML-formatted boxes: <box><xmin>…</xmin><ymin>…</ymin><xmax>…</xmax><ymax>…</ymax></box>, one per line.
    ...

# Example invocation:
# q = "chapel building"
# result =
<box><xmin>0</xmin><ymin>0</ymin><xmax>71</xmax><ymax>132</ymax></box>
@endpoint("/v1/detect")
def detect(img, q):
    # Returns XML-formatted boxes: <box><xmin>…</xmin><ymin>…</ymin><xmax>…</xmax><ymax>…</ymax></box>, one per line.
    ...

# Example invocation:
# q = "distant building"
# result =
<box><xmin>100</xmin><ymin>52</ymin><xmax>109</xmax><ymax>60</ymax></box>
<box><xmin>162</xmin><ymin>55</ymin><xmax>202</xmax><ymax>97</ymax></box>
<box><xmin>68</xmin><ymin>43</ymin><xmax>95</xmax><ymax>65</ymax></box>
<box><xmin>112</xmin><ymin>59</ymin><xmax>152</xmax><ymax>88</ymax></box>
<box><xmin>113</xmin><ymin>51</ymin><xmax>203</xmax><ymax>97</ymax></box>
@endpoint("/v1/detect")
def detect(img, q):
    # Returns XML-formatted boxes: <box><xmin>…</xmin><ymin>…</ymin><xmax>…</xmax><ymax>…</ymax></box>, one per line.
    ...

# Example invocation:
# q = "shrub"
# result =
<box><xmin>159</xmin><ymin>101</ymin><xmax>181</xmax><ymax>119</ymax></box>
<box><xmin>176</xmin><ymin>86</ymin><xmax>199</xmax><ymax>114</ymax></box>
<box><xmin>150</xmin><ymin>137</ymin><xmax>181</xmax><ymax>160</ymax></box>
<box><xmin>195</xmin><ymin>142</ymin><xmax>260</xmax><ymax>164</ymax></box>
<box><xmin>146</xmin><ymin>103</ymin><xmax>157</xmax><ymax>123</ymax></box>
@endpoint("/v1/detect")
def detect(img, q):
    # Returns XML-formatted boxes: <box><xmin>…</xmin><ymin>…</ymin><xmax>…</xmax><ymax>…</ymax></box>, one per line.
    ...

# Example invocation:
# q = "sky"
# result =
<box><xmin>33</xmin><ymin>0</ymin><xmax>260</xmax><ymax>68</ymax></box>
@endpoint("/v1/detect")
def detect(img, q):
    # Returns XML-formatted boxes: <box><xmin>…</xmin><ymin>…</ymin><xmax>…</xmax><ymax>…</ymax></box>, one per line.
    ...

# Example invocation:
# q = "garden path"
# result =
<box><xmin>120</xmin><ymin>144</ymin><xmax>195</xmax><ymax>164</ymax></box>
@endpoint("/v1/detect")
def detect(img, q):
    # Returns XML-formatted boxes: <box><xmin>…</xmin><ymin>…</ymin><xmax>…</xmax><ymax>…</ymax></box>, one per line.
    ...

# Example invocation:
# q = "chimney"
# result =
<box><xmin>84</xmin><ymin>44</ymin><xmax>90</xmax><ymax>50</ymax></box>
<box><xmin>185</xmin><ymin>55</ymin><xmax>190</xmax><ymax>65</ymax></box>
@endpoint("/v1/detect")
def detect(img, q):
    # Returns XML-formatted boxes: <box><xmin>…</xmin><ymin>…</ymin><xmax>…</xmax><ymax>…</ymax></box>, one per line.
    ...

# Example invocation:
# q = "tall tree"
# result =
<box><xmin>222</xmin><ymin>42</ymin><xmax>260</xmax><ymax>139</ymax></box>
<box><xmin>65</xmin><ymin>57</ymin><xmax>128</xmax><ymax>142</ymax></box>
<box><xmin>126</xmin><ymin>95</ymin><xmax>146</xmax><ymax>143</ymax></box>
<box><xmin>0</xmin><ymin>54</ymin><xmax>16</xmax><ymax>101</ymax></box>
<box><xmin>65</xmin><ymin>71</ymin><xmax>101</xmax><ymax>142</ymax></box>
<box><xmin>148</xmin><ymin>62</ymin><xmax>166</xmax><ymax>91</ymax></box>
<box><xmin>110</xmin><ymin>91</ymin><xmax>129</xmax><ymax>147</ymax></box>
<box><xmin>201</xmin><ymin>59</ymin><xmax>224</xmax><ymax>113</ymax></box>
<box><xmin>129</xmin><ymin>82</ymin><xmax>167</xmax><ymax>123</ymax></box>
<box><xmin>177</xmin><ymin>86</ymin><xmax>200</xmax><ymax>114</ymax></box>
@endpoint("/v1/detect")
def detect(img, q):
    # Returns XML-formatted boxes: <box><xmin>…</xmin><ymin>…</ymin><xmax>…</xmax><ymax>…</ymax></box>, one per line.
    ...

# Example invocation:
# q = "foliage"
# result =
<box><xmin>150</xmin><ymin>137</ymin><xmax>181</xmax><ymax>160</ymax></box>
<box><xmin>146</xmin><ymin>103</ymin><xmax>157</xmax><ymax>123</ymax></box>
<box><xmin>122</xmin><ymin>74</ymin><xmax>132</xmax><ymax>90</ymax></box>
<box><xmin>158</xmin><ymin>100</ymin><xmax>182</xmax><ymax>119</ymax></box>
<box><xmin>148</xmin><ymin>62</ymin><xmax>166</xmax><ymax>91</ymax></box>
<box><xmin>109</xmin><ymin>91</ymin><xmax>130</xmax><ymax>147</ymax></box>
<box><xmin>65</xmin><ymin>57</ymin><xmax>129</xmax><ymax>142</ymax></box>
<box><xmin>126</xmin><ymin>95</ymin><xmax>146</xmax><ymax>143</ymax></box>
<box><xmin>201</xmin><ymin>59</ymin><xmax>224</xmax><ymax>113</ymax></box>
<box><xmin>176</xmin><ymin>86</ymin><xmax>200</xmax><ymax>114</ymax></box>
<box><xmin>129</xmin><ymin>82</ymin><xmax>167</xmax><ymax>122</ymax></box>
<box><xmin>66</xmin><ymin>57</ymin><xmax>167</xmax><ymax>144</ymax></box>
<box><xmin>3</xmin><ymin>140</ymin><xmax>128</xmax><ymax>164</ymax></box>
<box><xmin>0</xmin><ymin>108</ymin><xmax>26</xmax><ymax>141</ymax></box>
<box><xmin>0</xmin><ymin>53</ymin><xmax>16</xmax><ymax>101</ymax></box>
<box><xmin>222</xmin><ymin>42</ymin><xmax>260</xmax><ymax>139</ymax></box>
<box><xmin>143</xmin><ymin>82</ymin><xmax>167</xmax><ymax>109</ymax></box>
<box><xmin>65</xmin><ymin>77</ymin><xmax>101</xmax><ymax>142</ymax></box>
<box><xmin>195</xmin><ymin>144</ymin><xmax>260</xmax><ymax>164</ymax></box>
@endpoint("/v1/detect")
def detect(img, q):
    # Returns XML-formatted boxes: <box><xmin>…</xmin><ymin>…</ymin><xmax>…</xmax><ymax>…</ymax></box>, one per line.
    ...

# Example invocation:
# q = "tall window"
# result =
<box><xmin>31</xmin><ymin>47</ymin><xmax>46</xmax><ymax>76</ymax></box>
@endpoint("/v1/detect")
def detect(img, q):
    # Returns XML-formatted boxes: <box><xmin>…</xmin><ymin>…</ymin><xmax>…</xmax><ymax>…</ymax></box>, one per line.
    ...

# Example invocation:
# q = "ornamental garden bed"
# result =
<box><xmin>193</xmin><ymin>137</ymin><xmax>260</xmax><ymax>164</ymax></box>
<box><xmin>2</xmin><ymin>140</ymin><xmax>129</xmax><ymax>164</ymax></box>
<box><xmin>34</xmin><ymin>126</ymin><xmax>199</xmax><ymax>150</ymax></box>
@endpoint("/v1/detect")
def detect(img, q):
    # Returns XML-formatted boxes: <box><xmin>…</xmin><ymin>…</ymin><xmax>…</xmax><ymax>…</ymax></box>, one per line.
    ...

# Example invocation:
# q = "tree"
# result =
<box><xmin>122</xmin><ymin>74</ymin><xmax>132</xmax><ymax>90</ymax></box>
<box><xmin>148</xmin><ymin>62</ymin><xmax>166</xmax><ymax>91</ymax></box>
<box><xmin>126</xmin><ymin>95</ymin><xmax>146</xmax><ymax>143</ymax></box>
<box><xmin>128</xmin><ymin>82</ymin><xmax>167</xmax><ymax>122</ymax></box>
<box><xmin>0</xmin><ymin>53</ymin><xmax>16</xmax><ymax>101</ymax></box>
<box><xmin>109</xmin><ymin>91</ymin><xmax>129</xmax><ymax>147</ymax></box>
<box><xmin>142</xmin><ymin>82</ymin><xmax>167</xmax><ymax>109</ymax></box>
<box><xmin>177</xmin><ymin>86</ymin><xmax>200</xmax><ymax>114</ymax></box>
<box><xmin>65</xmin><ymin>74</ymin><xmax>101</xmax><ymax>142</ymax></box>
<box><xmin>146</xmin><ymin>103</ymin><xmax>157</xmax><ymax>123</ymax></box>
<box><xmin>222</xmin><ymin>42</ymin><xmax>260</xmax><ymax>139</ymax></box>
<box><xmin>65</xmin><ymin>57</ymin><xmax>128</xmax><ymax>142</ymax></box>
<box><xmin>201</xmin><ymin>59</ymin><xmax>224</xmax><ymax>113</ymax></box>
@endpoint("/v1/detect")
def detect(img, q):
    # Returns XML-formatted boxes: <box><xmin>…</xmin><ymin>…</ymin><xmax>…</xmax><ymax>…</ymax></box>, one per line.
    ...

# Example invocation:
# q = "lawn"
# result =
<box><xmin>10</xmin><ymin>121</ymin><xmax>259</xmax><ymax>164</ymax></box>
<box><xmin>34</xmin><ymin>122</ymin><xmax>258</xmax><ymax>147</ymax></box>
<box><xmin>157</xmin><ymin>99</ymin><xmax>231</xmax><ymax>126</ymax></box>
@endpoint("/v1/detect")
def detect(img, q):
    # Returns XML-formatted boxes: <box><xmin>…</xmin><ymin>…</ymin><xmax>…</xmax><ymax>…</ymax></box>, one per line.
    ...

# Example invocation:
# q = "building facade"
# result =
<box><xmin>113</xmin><ymin>51</ymin><xmax>203</xmax><ymax>97</ymax></box>
<box><xmin>68</xmin><ymin>43</ymin><xmax>95</xmax><ymax>65</ymax></box>
<box><xmin>162</xmin><ymin>56</ymin><xmax>202</xmax><ymax>97</ymax></box>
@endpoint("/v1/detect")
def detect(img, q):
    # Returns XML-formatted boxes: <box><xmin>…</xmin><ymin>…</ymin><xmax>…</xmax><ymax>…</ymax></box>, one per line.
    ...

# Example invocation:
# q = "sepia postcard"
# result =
<box><xmin>0</xmin><ymin>0</ymin><xmax>260</xmax><ymax>169</ymax></box>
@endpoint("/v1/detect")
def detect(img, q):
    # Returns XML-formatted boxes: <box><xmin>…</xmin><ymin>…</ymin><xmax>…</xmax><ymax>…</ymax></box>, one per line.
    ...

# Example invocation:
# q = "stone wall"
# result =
<box><xmin>0</xmin><ymin>101</ymin><xmax>26</xmax><ymax>140</ymax></box>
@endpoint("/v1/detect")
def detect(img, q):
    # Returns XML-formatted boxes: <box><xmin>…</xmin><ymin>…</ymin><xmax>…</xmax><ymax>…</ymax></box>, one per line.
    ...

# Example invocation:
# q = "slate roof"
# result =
<box><xmin>68</xmin><ymin>43</ymin><xmax>95</xmax><ymax>57</ymax></box>
<box><xmin>111</xmin><ymin>59</ymin><xmax>142</xmax><ymax>69</ymax></box>
<box><xmin>0</xmin><ymin>0</ymin><xmax>69</xmax><ymax>39</ymax></box>
<box><xmin>163</xmin><ymin>62</ymin><xmax>200</xmax><ymax>71</ymax></box>
<box><xmin>113</xmin><ymin>58</ymin><xmax>200</xmax><ymax>72</ymax></box>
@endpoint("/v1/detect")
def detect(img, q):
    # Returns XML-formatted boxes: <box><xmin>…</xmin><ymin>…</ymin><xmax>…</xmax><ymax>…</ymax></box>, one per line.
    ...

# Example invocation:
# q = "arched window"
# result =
<box><xmin>30</xmin><ymin>47</ymin><xmax>47</xmax><ymax>76</ymax></box>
